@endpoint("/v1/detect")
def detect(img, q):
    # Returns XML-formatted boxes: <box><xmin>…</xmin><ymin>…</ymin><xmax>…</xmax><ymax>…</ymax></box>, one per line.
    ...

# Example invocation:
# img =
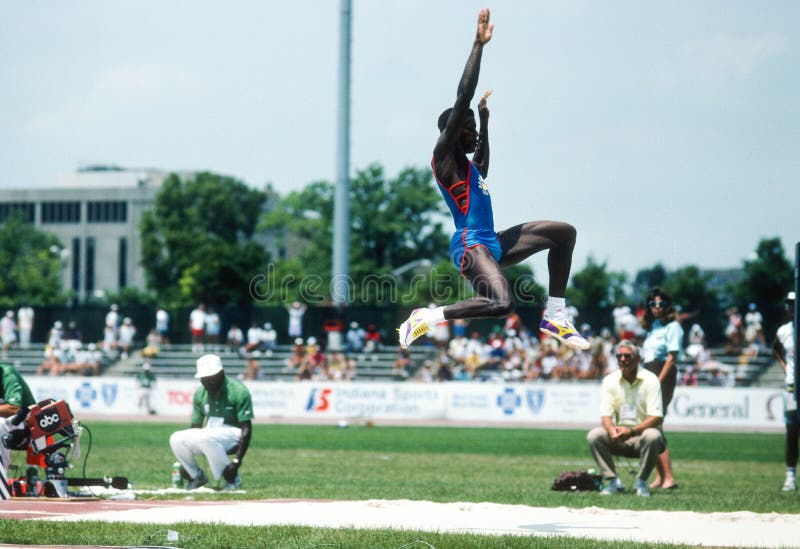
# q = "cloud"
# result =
<box><xmin>682</xmin><ymin>31</ymin><xmax>789</xmax><ymax>78</ymax></box>
<box><xmin>26</xmin><ymin>62</ymin><xmax>209</xmax><ymax>137</ymax></box>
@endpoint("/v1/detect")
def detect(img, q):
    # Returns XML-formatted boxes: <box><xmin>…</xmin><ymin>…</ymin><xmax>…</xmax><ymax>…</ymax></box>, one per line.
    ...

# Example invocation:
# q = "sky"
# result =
<box><xmin>1</xmin><ymin>0</ymin><xmax>798</xmax><ymax>279</ymax></box>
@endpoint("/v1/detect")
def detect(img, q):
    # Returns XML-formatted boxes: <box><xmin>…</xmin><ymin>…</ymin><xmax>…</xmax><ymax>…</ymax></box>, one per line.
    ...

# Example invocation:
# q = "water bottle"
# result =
<box><xmin>171</xmin><ymin>462</ymin><xmax>183</xmax><ymax>488</ymax></box>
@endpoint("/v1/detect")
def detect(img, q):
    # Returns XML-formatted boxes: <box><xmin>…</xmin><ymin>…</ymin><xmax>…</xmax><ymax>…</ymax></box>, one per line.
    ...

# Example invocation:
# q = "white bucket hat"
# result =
<box><xmin>195</xmin><ymin>354</ymin><xmax>223</xmax><ymax>379</ymax></box>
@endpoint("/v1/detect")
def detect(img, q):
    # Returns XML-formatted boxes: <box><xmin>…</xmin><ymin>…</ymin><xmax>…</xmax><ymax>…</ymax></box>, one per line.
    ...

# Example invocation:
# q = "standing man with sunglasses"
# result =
<box><xmin>641</xmin><ymin>287</ymin><xmax>684</xmax><ymax>490</ymax></box>
<box><xmin>587</xmin><ymin>340</ymin><xmax>665</xmax><ymax>496</ymax></box>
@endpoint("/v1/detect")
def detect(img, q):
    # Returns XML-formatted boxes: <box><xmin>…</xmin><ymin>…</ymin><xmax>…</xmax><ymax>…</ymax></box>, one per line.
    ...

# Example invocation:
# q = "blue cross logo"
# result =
<box><xmin>75</xmin><ymin>382</ymin><xmax>97</xmax><ymax>408</ymax></box>
<box><xmin>496</xmin><ymin>387</ymin><xmax>521</xmax><ymax>415</ymax></box>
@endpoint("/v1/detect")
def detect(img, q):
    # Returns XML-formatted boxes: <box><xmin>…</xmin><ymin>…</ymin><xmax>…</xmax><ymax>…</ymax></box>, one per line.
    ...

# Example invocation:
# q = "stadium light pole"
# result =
<box><xmin>332</xmin><ymin>0</ymin><xmax>352</xmax><ymax>307</ymax></box>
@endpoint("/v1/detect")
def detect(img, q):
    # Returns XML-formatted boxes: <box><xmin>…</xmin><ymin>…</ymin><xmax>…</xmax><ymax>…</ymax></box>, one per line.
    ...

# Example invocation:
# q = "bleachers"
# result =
<box><xmin>108</xmin><ymin>344</ymin><xmax>435</xmax><ymax>381</ymax></box>
<box><xmin>3</xmin><ymin>346</ymin><xmax>47</xmax><ymax>375</ymax></box>
<box><xmin>675</xmin><ymin>348</ymin><xmax>777</xmax><ymax>387</ymax></box>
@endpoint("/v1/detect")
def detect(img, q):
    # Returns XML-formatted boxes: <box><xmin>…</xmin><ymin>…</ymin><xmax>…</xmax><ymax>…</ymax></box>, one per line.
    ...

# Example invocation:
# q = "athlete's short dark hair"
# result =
<box><xmin>438</xmin><ymin>108</ymin><xmax>475</xmax><ymax>132</ymax></box>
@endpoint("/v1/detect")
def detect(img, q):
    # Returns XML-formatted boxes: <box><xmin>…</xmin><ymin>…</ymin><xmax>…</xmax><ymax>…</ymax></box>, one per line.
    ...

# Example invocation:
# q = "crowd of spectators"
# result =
<box><xmin>0</xmin><ymin>297</ymin><xmax>778</xmax><ymax>385</ymax></box>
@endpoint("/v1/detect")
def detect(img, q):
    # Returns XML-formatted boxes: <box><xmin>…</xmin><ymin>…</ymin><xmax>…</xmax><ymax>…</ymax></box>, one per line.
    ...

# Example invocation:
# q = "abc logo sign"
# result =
<box><xmin>36</xmin><ymin>411</ymin><xmax>62</xmax><ymax>432</ymax></box>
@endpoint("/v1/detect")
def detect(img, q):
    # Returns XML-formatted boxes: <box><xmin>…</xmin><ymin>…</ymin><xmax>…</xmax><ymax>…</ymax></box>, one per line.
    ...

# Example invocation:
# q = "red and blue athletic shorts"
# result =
<box><xmin>449</xmin><ymin>228</ymin><xmax>503</xmax><ymax>274</ymax></box>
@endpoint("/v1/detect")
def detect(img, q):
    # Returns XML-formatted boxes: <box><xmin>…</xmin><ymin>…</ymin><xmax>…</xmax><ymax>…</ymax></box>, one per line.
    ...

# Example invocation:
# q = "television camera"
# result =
<box><xmin>1</xmin><ymin>399</ymin><xmax>127</xmax><ymax>498</ymax></box>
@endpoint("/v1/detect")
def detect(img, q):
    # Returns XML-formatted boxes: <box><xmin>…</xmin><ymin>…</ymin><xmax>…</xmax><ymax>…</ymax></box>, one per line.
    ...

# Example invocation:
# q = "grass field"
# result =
<box><xmin>1</xmin><ymin>421</ymin><xmax>797</xmax><ymax>548</ymax></box>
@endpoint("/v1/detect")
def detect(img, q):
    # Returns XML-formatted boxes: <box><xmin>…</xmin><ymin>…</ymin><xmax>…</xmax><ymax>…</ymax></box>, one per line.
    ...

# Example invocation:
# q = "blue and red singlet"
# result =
<box><xmin>432</xmin><ymin>158</ymin><xmax>502</xmax><ymax>273</ymax></box>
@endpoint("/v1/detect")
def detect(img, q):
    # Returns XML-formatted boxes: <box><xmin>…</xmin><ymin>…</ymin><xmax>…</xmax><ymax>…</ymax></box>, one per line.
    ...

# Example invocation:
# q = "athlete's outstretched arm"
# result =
<box><xmin>473</xmin><ymin>89</ymin><xmax>492</xmax><ymax>176</ymax></box>
<box><xmin>434</xmin><ymin>9</ymin><xmax>493</xmax><ymax>159</ymax></box>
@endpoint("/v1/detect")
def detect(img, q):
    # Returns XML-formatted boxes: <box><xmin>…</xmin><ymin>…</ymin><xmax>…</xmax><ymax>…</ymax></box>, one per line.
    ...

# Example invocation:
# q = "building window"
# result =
<box><xmin>85</xmin><ymin>237</ymin><xmax>95</xmax><ymax>294</ymax></box>
<box><xmin>87</xmin><ymin>201</ymin><xmax>128</xmax><ymax>223</ymax></box>
<box><xmin>0</xmin><ymin>202</ymin><xmax>36</xmax><ymax>223</ymax></box>
<box><xmin>41</xmin><ymin>201</ymin><xmax>81</xmax><ymax>224</ymax></box>
<box><xmin>118</xmin><ymin>237</ymin><xmax>127</xmax><ymax>289</ymax></box>
<box><xmin>72</xmin><ymin>238</ymin><xmax>81</xmax><ymax>293</ymax></box>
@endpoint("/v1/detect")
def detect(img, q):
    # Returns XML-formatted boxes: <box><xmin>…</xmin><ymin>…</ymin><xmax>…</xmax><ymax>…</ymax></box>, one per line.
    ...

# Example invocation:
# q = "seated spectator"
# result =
<box><xmin>260</xmin><ymin>323</ymin><xmax>277</xmax><ymax>355</ymax></box>
<box><xmin>587</xmin><ymin>340</ymin><xmax>665</xmax><ymax>497</ymax></box>
<box><xmin>464</xmin><ymin>332</ymin><xmax>486</xmax><ymax>376</ymax></box>
<box><xmin>392</xmin><ymin>346</ymin><xmax>412</xmax><ymax>379</ymax></box>
<box><xmin>287</xmin><ymin>338</ymin><xmax>306</xmax><ymax>369</ymax></box>
<box><xmin>48</xmin><ymin>320</ymin><xmax>64</xmax><ymax>350</ymax></box>
<box><xmin>724</xmin><ymin>306</ymin><xmax>744</xmax><ymax>353</ymax></box>
<box><xmin>681</xmin><ymin>366</ymin><xmax>698</xmax><ymax>386</ymax></box>
<box><xmin>436</xmin><ymin>352</ymin><xmax>453</xmax><ymax>382</ymax></box>
<box><xmin>327</xmin><ymin>352</ymin><xmax>348</xmax><ymax>381</ymax></box>
<box><xmin>364</xmin><ymin>324</ymin><xmax>381</xmax><ymax>353</ymax></box>
<box><xmin>452</xmin><ymin>318</ymin><xmax>468</xmax><ymax>338</ymax></box>
<box><xmin>142</xmin><ymin>329</ymin><xmax>161</xmax><ymax>358</ymax></box>
<box><xmin>448</xmin><ymin>333</ymin><xmax>469</xmax><ymax>366</ymax></box>
<box><xmin>38</xmin><ymin>345</ymin><xmax>63</xmax><ymax>375</ymax></box>
<box><xmin>304</xmin><ymin>337</ymin><xmax>325</xmax><ymax>372</ymax></box>
<box><xmin>685</xmin><ymin>323</ymin><xmax>706</xmax><ymax>359</ymax></box>
<box><xmin>118</xmin><ymin>317</ymin><xmax>136</xmax><ymax>359</ymax></box>
<box><xmin>483</xmin><ymin>339</ymin><xmax>506</xmax><ymax>371</ymax></box>
<box><xmin>101</xmin><ymin>324</ymin><xmax>117</xmax><ymax>356</ymax></box>
<box><xmin>346</xmin><ymin>322</ymin><xmax>365</xmax><ymax>354</ymax></box>
<box><xmin>244</xmin><ymin>322</ymin><xmax>262</xmax><ymax>354</ymax></box>
<box><xmin>226</xmin><ymin>324</ymin><xmax>244</xmax><ymax>354</ymax></box>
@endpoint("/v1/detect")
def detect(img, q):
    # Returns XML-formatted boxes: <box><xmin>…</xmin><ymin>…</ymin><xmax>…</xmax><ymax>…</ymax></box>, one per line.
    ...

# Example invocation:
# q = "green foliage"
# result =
<box><xmin>567</xmin><ymin>255</ymin><xmax>627</xmax><ymax>309</ymax></box>
<box><xmin>260</xmin><ymin>164</ymin><xmax>452</xmax><ymax>304</ymax></box>
<box><xmin>733</xmin><ymin>237</ymin><xmax>793</xmax><ymax>338</ymax></box>
<box><xmin>103</xmin><ymin>287</ymin><xmax>158</xmax><ymax>307</ymax></box>
<box><xmin>663</xmin><ymin>265</ymin><xmax>721</xmax><ymax>338</ymax></box>
<box><xmin>633</xmin><ymin>263</ymin><xmax>668</xmax><ymax>301</ymax></box>
<box><xmin>0</xmin><ymin>214</ymin><xmax>66</xmax><ymax>307</ymax></box>
<box><xmin>140</xmin><ymin>172</ymin><xmax>271</xmax><ymax>307</ymax></box>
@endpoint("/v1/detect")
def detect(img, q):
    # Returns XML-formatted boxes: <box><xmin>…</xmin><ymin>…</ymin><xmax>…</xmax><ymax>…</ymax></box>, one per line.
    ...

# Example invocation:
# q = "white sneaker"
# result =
<box><xmin>539</xmin><ymin>315</ymin><xmax>590</xmax><ymax>350</ymax></box>
<box><xmin>398</xmin><ymin>308</ymin><xmax>430</xmax><ymax>349</ymax></box>
<box><xmin>781</xmin><ymin>477</ymin><xmax>797</xmax><ymax>492</ymax></box>
<box><xmin>635</xmin><ymin>478</ymin><xmax>651</xmax><ymax>497</ymax></box>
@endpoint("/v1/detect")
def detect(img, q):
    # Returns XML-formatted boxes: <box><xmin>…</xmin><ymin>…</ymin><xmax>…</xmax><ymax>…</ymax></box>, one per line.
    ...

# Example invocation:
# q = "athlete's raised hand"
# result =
<box><xmin>475</xmin><ymin>8</ymin><xmax>493</xmax><ymax>45</ymax></box>
<box><xmin>478</xmin><ymin>89</ymin><xmax>492</xmax><ymax>119</ymax></box>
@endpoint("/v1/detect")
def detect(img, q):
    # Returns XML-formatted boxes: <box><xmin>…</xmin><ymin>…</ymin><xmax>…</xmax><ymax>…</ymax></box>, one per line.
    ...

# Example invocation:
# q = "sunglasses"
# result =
<box><xmin>648</xmin><ymin>300</ymin><xmax>670</xmax><ymax>308</ymax></box>
<box><xmin>616</xmin><ymin>352</ymin><xmax>635</xmax><ymax>360</ymax></box>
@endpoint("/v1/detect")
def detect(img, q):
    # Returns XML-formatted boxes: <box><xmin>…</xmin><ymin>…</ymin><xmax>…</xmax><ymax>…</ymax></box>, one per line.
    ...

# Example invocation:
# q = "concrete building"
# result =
<box><xmin>0</xmin><ymin>166</ymin><xmax>191</xmax><ymax>302</ymax></box>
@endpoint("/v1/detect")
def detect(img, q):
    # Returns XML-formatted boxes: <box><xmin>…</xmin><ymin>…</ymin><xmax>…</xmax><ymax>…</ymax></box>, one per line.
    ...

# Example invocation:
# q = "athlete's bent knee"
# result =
<box><xmin>489</xmin><ymin>298</ymin><xmax>515</xmax><ymax>318</ymax></box>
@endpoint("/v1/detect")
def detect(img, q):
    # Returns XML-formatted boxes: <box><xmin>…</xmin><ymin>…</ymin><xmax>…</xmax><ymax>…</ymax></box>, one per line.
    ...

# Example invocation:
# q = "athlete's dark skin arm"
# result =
<box><xmin>433</xmin><ymin>9</ymin><xmax>493</xmax><ymax>186</ymax></box>
<box><xmin>222</xmin><ymin>420</ymin><xmax>251</xmax><ymax>483</ymax></box>
<box><xmin>472</xmin><ymin>89</ymin><xmax>492</xmax><ymax>177</ymax></box>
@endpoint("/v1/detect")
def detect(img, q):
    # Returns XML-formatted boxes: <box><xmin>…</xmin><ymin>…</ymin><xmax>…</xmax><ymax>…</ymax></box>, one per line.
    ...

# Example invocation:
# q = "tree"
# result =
<box><xmin>663</xmin><ymin>265</ymin><xmax>721</xmax><ymax>342</ymax></box>
<box><xmin>632</xmin><ymin>263</ymin><xmax>667</xmax><ymax>302</ymax></box>
<box><xmin>567</xmin><ymin>256</ymin><xmax>628</xmax><ymax>331</ymax></box>
<box><xmin>0</xmin><ymin>214</ymin><xmax>66</xmax><ymax>307</ymax></box>
<box><xmin>140</xmin><ymin>172</ymin><xmax>271</xmax><ymax>306</ymax></box>
<box><xmin>260</xmin><ymin>164</ymin><xmax>452</xmax><ymax>304</ymax></box>
<box><xmin>733</xmin><ymin>237</ymin><xmax>793</xmax><ymax>339</ymax></box>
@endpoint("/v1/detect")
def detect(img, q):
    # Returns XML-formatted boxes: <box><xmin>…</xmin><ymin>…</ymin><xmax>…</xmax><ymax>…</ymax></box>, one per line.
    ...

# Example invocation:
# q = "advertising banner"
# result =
<box><xmin>21</xmin><ymin>377</ymin><xmax>786</xmax><ymax>430</ymax></box>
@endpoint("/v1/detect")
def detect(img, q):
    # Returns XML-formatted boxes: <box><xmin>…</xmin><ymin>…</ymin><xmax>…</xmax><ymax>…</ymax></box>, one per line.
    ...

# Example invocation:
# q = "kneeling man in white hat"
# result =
<box><xmin>169</xmin><ymin>354</ymin><xmax>253</xmax><ymax>490</ymax></box>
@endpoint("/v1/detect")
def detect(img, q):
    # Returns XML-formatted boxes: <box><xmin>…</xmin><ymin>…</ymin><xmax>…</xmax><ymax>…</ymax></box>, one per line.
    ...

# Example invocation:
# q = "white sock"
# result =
<box><xmin>788</xmin><ymin>467</ymin><xmax>797</xmax><ymax>480</ymax></box>
<box><xmin>545</xmin><ymin>297</ymin><xmax>566</xmax><ymax>319</ymax></box>
<box><xmin>427</xmin><ymin>306</ymin><xmax>446</xmax><ymax>326</ymax></box>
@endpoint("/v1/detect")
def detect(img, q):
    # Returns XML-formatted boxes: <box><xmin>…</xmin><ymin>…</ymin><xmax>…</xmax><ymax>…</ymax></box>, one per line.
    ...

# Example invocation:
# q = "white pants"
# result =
<box><xmin>0</xmin><ymin>418</ymin><xmax>24</xmax><ymax>470</ymax></box>
<box><xmin>169</xmin><ymin>426</ymin><xmax>240</xmax><ymax>481</ymax></box>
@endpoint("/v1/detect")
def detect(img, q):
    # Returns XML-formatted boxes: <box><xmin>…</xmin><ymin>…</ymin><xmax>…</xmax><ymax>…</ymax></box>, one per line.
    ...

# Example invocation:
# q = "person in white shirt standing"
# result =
<box><xmin>155</xmin><ymin>306</ymin><xmax>170</xmax><ymax>348</ymax></box>
<box><xmin>773</xmin><ymin>291</ymin><xmax>797</xmax><ymax>492</ymax></box>
<box><xmin>17</xmin><ymin>304</ymin><xmax>33</xmax><ymax>350</ymax></box>
<box><xmin>189</xmin><ymin>304</ymin><xmax>206</xmax><ymax>354</ymax></box>
<box><xmin>0</xmin><ymin>311</ymin><xmax>17</xmax><ymax>359</ymax></box>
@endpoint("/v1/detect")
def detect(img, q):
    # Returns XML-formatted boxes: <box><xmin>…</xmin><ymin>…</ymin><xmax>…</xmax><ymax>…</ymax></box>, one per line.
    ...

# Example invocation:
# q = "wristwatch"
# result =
<box><xmin>232</xmin><ymin>458</ymin><xmax>240</xmax><ymax>465</ymax></box>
